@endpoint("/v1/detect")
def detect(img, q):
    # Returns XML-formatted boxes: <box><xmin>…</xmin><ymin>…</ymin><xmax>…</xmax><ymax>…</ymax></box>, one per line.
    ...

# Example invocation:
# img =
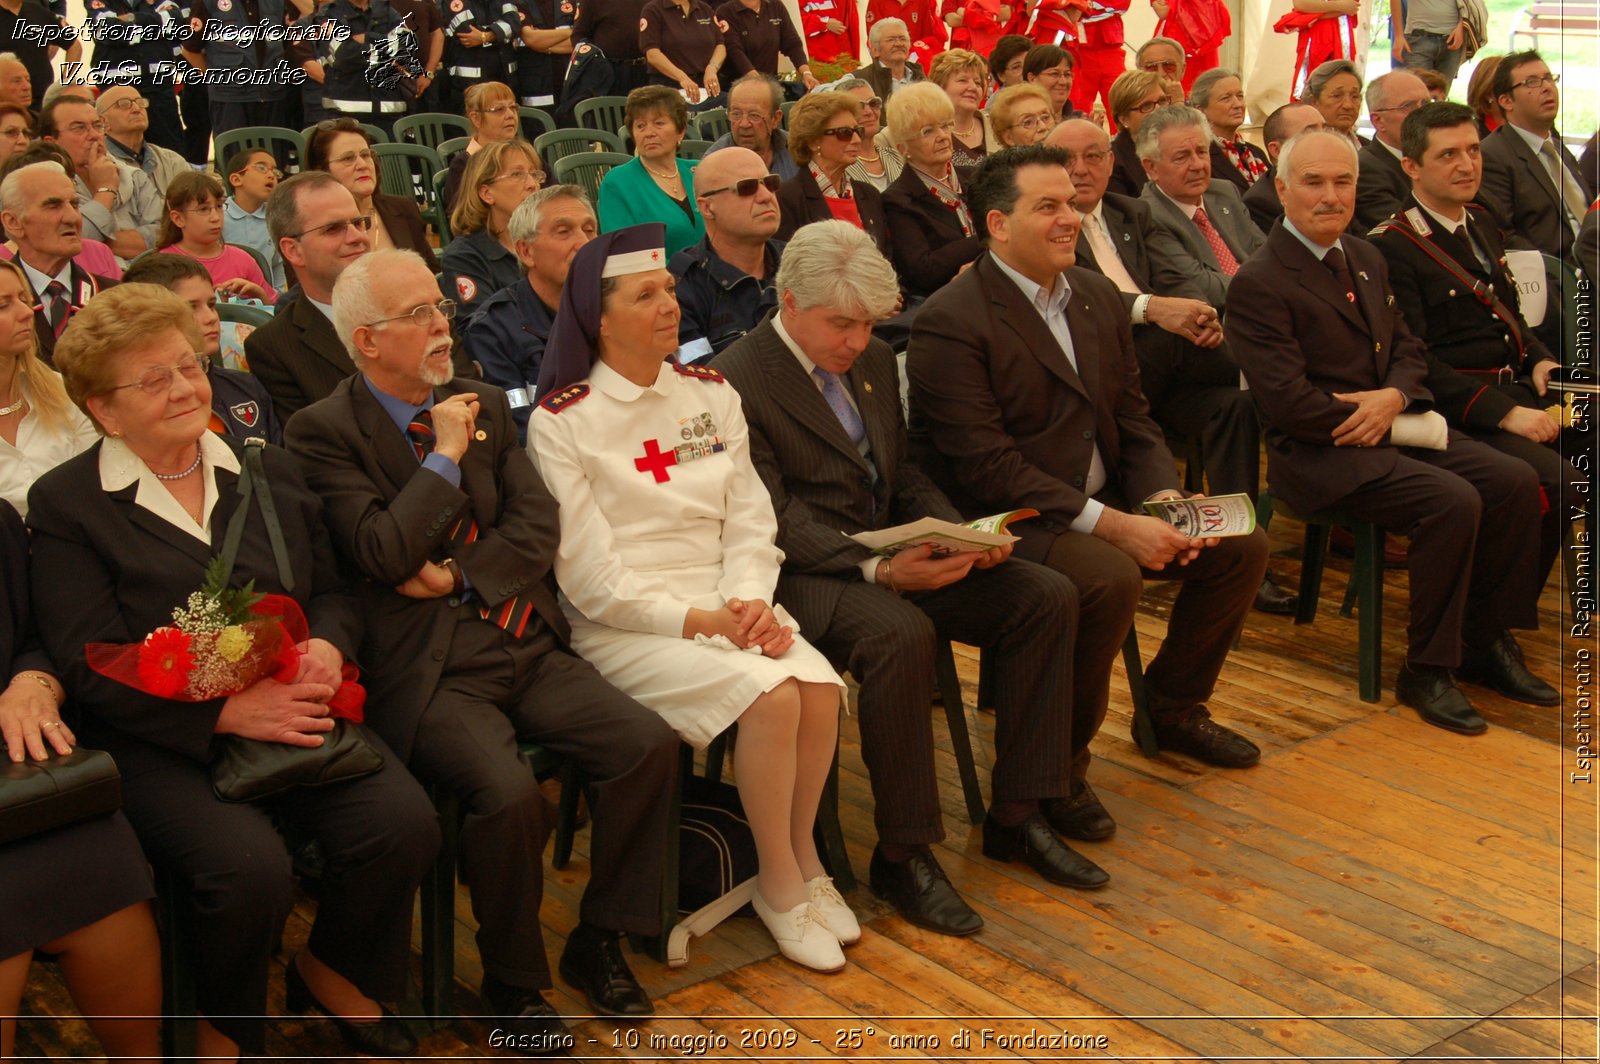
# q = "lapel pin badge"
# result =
<box><xmin>863</xmin><ymin>381</ymin><xmax>873</xmax><ymax>393</ymax></box>
<box><xmin>474</xmin><ymin>429</ymin><xmax>487</xmax><ymax>441</ymax></box>
<box><xmin>1357</xmin><ymin>270</ymin><xmax>1369</xmax><ymax>281</ymax></box>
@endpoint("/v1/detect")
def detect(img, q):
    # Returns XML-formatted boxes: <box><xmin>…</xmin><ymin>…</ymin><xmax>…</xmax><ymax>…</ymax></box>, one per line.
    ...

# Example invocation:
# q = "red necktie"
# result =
<box><xmin>1194</xmin><ymin>207</ymin><xmax>1240</xmax><ymax>276</ymax></box>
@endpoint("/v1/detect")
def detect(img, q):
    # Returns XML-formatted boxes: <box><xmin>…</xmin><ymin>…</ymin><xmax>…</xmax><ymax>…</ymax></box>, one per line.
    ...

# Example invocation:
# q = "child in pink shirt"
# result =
<box><xmin>157</xmin><ymin>171</ymin><xmax>277</xmax><ymax>304</ymax></box>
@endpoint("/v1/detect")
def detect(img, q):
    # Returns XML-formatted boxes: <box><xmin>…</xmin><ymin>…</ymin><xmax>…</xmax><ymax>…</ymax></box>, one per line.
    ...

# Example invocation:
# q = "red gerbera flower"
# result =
<box><xmin>137</xmin><ymin>627</ymin><xmax>195</xmax><ymax>698</ymax></box>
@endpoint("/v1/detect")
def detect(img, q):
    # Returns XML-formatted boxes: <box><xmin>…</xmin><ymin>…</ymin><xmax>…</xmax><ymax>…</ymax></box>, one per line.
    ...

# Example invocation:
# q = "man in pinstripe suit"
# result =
<box><xmin>716</xmin><ymin>221</ymin><xmax>1107</xmax><ymax>938</ymax></box>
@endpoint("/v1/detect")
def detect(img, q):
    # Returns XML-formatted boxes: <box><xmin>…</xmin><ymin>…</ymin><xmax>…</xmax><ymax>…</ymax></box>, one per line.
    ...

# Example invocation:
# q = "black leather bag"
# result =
<box><xmin>208</xmin><ymin>440</ymin><xmax>383</xmax><ymax>803</ymax></box>
<box><xmin>0</xmin><ymin>747</ymin><xmax>122</xmax><ymax>846</ymax></box>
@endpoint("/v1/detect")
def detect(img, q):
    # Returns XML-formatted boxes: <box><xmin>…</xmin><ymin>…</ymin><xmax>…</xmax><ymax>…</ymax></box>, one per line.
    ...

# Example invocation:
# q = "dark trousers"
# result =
<box><xmin>207</xmin><ymin>98</ymin><xmax>288</xmax><ymax>152</ymax></box>
<box><xmin>1151</xmin><ymin>385</ymin><xmax>1263</xmax><ymax>500</ymax></box>
<box><xmin>1040</xmin><ymin>526</ymin><xmax>1268</xmax><ymax>771</ymax></box>
<box><xmin>810</xmin><ymin>559</ymin><xmax>1079</xmax><ymax>846</ymax></box>
<box><xmin>1330</xmin><ymin>437</ymin><xmax>1541</xmax><ymax>667</ymax></box>
<box><xmin>180</xmin><ymin>81</ymin><xmax>212</xmax><ymax>166</ymax></box>
<box><xmin>406</xmin><ymin>619</ymin><xmax>678</xmax><ymax>990</ymax></box>
<box><xmin>1466</xmin><ymin>426</ymin><xmax>1588</xmax><ymax>589</ymax></box>
<box><xmin>118</xmin><ymin>727</ymin><xmax>439</xmax><ymax>1054</ymax></box>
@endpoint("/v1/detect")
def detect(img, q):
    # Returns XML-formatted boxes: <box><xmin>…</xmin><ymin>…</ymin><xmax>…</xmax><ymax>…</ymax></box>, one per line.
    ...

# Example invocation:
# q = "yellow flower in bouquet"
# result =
<box><xmin>216</xmin><ymin>625</ymin><xmax>254</xmax><ymax>663</ymax></box>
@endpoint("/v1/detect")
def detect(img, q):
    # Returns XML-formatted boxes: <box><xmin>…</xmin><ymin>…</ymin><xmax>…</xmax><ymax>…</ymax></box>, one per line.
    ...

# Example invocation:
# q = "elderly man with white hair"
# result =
<box><xmin>1354</xmin><ymin>70</ymin><xmax>1431</xmax><ymax>230</ymax></box>
<box><xmin>859</xmin><ymin>17</ymin><xmax>923</xmax><ymax>104</ymax></box>
<box><xmin>715</xmin><ymin>220</ymin><xmax>1099</xmax><ymax>937</ymax></box>
<box><xmin>1227</xmin><ymin>129</ymin><xmax>1550</xmax><ymax>736</ymax></box>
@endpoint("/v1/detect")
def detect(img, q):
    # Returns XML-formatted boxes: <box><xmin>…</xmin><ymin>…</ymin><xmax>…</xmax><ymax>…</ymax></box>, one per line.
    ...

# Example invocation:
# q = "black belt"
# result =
<box><xmin>1457</xmin><ymin>366</ymin><xmax>1518</xmax><ymax>384</ymax></box>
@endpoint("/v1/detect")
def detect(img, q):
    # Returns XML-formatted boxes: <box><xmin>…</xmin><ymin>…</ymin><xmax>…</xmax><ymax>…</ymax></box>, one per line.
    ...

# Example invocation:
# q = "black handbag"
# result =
<box><xmin>0</xmin><ymin>747</ymin><xmax>122</xmax><ymax>846</ymax></box>
<box><xmin>208</xmin><ymin>440</ymin><xmax>383</xmax><ymax>803</ymax></box>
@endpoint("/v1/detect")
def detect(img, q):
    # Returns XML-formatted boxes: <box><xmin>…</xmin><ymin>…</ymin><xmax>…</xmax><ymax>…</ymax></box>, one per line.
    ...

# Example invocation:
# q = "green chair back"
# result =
<box><xmin>436</xmin><ymin>136</ymin><xmax>473</xmax><ymax>169</ymax></box>
<box><xmin>300</xmin><ymin>122</ymin><xmax>389</xmax><ymax>146</ymax></box>
<box><xmin>518</xmin><ymin>106</ymin><xmax>557</xmax><ymax>142</ymax></box>
<box><xmin>691</xmin><ymin>107</ymin><xmax>730</xmax><ymax>142</ymax></box>
<box><xmin>552</xmin><ymin>151</ymin><xmax>631</xmax><ymax>205</ymax></box>
<box><xmin>213</xmin><ymin>126</ymin><xmax>304</xmax><ymax>175</ymax></box>
<box><xmin>573</xmin><ymin>95</ymin><xmax>631</xmax><ymax>137</ymax></box>
<box><xmin>372</xmin><ymin>142</ymin><xmax>444</xmax><ymax>227</ymax></box>
<box><xmin>393</xmin><ymin>112</ymin><xmax>474</xmax><ymax>153</ymax></box>
<box><xmin>432</xmin><ymin>169</ymin><xmax>454</xmax><ymax>246</ymax></box>
<box><xmin>677</xmin><ymin>139</ymin><xmax>713</xmax><ymax>161</ymax></box>
<box><xmin>534</xmin><ymin>127</ymin><xmax>625</xmax><ymax>165</ymax></box>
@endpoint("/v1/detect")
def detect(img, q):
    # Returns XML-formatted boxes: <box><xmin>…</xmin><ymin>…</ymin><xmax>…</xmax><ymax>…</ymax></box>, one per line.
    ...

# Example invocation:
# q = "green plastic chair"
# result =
<box><xmin>435</xmin><ymin>136</ymin><xmax>472</xmax><ymax>170</ymax></box>
<box><xmin>691</xmin><ymin>107</ymin><xmax>730</xmax><ymax>142</ymax></box>
<box><xmin>677</xmin><ymin>138</ymin><xmax>713</xmax><ymax>161</ymax></box>
<box><xmin>372</xmin><ymin>142</ymin><xmax>444</xmax><ymax>227</ymax></box>
<box><xmin>518</xmin><ymin>105</ymin><xmax>557</xmax><ymax>142</ymax></box>
<box><xmin>573</xmin><ymin>95</ymin><xmax>631</xmax><ymax>137</ymax></box>
<box><xmin>300</xmin><ymin>122</ymin><xmax>389</xmax><ymax>146</ymax></box>
<box><xmin>552</xmin><ymin>151</ymin><xmax>631</xmax><ymax>205</ymax></box>
<box><xmin>432</xmin><ymin>169</ymin><xmax>454</xmax><ymax>246</ymax></box>
<box><xmin>534</xmin><ymin>127</ymin><xmax>625</xmax><ymax>166</ymax></box>
<box><xmin>212</xmin><ymin>126</ymin><xmax>304</xmax><ymax>175</ymax></box>
<box><xmin>393</xmin><ymin>112</ymin><xmax>474</xmax><ymax>153</ymax></box>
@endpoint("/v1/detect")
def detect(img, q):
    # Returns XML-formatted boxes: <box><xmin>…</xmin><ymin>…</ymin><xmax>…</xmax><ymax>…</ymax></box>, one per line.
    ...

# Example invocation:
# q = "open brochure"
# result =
<box><xmin>1142</xmin><ymin>493</ymin><xmax>1257</xmax><ymax>538</ymax></box>
<box><xmin>849</xmin><ymin>509</ymin><xmax>1040</xmax><ymax>557</ymax></box>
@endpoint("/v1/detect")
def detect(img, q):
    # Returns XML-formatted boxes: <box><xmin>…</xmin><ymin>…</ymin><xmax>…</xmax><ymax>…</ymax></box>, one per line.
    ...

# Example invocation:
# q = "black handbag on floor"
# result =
<box><xmin>0</xmin><ymin>747</ymin><xmax>122</xmax><ymax>846</ymax></box>
<box><xmin>209</xmin><ymin>440</ymin><xmax>383</xmax><ymax>803</ymax></box>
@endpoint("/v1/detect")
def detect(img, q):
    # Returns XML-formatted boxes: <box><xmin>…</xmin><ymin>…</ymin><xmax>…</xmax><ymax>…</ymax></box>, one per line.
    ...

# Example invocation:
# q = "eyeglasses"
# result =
<box><xmin>107</xmin><ymin>352</ymin><xmax>209</xmax><ymax>397</ymax></box>
<box><xmin>915</xmin><ymin>120</ymin><xmax>956</xmax><ymax>139</ymax></box>
<box><xmin>63</xmin><ymin>120</ymin><xmax>107</xmax><ymax>136</ymax></box>
<box><xmin>366</xmin><ymin>299</ymin><xmax>458</xmax><ymax>329</ymax></box>
<box><xmin>698</xmin><ymin>174</ymin><xmax>782</xmax><ymax>198</ymax></box>
<box><xmin>288</xmin><ymin>214</ymin><xmax>374</xmax><ymax>239</ymax></box>
<box><xmin>183</xmin><ymin>203</ymin><xmax>225</xmax><ymax>216</ymax></box>
<box><xmin>1009</xmin><ymin>112</ymin><xmax>1053</xmax><ymax>132</ymax></box>
<box><xmin>1374</xmin><ymin>98</ymin><xmax>1426</xmax><ymax>115</ymax></box>
<box><xmin>1061</xmin><ymin>148</ymin><xmax>1109</xmax><ymax>166</ymax></box>
<box><xmin>1141</xmin><ymin>60</ymin><xmax>1180</xmax><ymax>74</ymax></box>
<box><xmin>1513</xmin><ymin>73</ymin><xmax>1559</xmax><ymax>90</ymax></box>
<box><xmin>474</xmin><ymin>103</ymin><xmax>518</xmax><ymax>117</ymax></box>
<box><xmin>728</xmin><ymin>109</ymin><xmax>776</xmax><ymax>124</ymax></box>
<box><xmin>489</xmin><ymin>168</ymin><xmax>543</xmax><ymax>186</ymax></box>
<box><xmin>821</xmin><ymin>125</ymin><xmax>864</xmax><ymax>142</ymax></box>
<box><xmin>1128</xmin><ymin>98</ymin><xmax>1163</xmax><ymax>116</ymax></box>
<box><xmin>328</xmin><ymin>148</ymin><xmax>376</xmax><ymax>167</ymax></box>
<box><xmin>248</xmin><ymin>162</ymin><xmax>283</xmax><ymax>178</ymax></box>
<box><xmin>104</xmin><ymin>97</ymin><xmax>150</xmax><ymax>112</ymax></box>
<box><xmin>859</xmin><ymin>96</ymin><xmax>883</xmax><ymax>111</ymax></box>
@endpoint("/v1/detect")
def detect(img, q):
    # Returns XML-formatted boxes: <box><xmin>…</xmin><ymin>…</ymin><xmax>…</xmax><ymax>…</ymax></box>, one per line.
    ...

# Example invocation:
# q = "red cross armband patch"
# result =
<box><xmin>539</xmin><ymin>383</ymin><xmax>590</xmax><ymax>413</ymax></box>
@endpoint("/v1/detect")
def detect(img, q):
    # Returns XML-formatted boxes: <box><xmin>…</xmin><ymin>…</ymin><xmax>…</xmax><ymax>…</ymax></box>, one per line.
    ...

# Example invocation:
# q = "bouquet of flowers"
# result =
<box><xmin>86</xmin><ymin>557</ymin><xmax>365</xmax><ymax>720</ymax></box>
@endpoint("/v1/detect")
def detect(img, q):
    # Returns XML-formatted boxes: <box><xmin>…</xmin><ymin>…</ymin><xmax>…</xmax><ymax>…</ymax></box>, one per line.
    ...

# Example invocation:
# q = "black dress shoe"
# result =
<box><xmin>869</xmin><ymin>845</ymin><xmax>983</xmax><ymax>936</ymax></box>
<box><xmin>559</xmin><ymin>922</ymin><xmax>654</xmax><ymax>1016</ymax></box>
<box><xmin>1151</xmin><ymin>710</ymin><xmax>1261</xmax><ymax>768</ymax></box>
<box><xmin>1396</xmin><ymin>663</ymin><xmax>1487</xmax><ymax>735</ymax></box>
<box><xmin>479</xmin><ymin>976</ymin><xmax>574</xmax><ymax>1056</ymax></box>
<box><xmin>981</xmin><ymin>813</ymin><xmax>1109</xmax><ymax>889</ymax></box>
<box><xmin>284</xmin><ymin>957</ymin><xmax>418</xmax><ymax>1058</ymax></box>
<box><xmin>1041</xmin><ymin>782</ymin><xmax>1116</xmax><ymax>840</ymax></box>
<box><xmin>1458</xmin><ymin>633</ymin><xmax>1560</xmax><ymax>706</ymax></box>
<box><xmin>1253</xmin><ymin>573</ymin><xmax>1299</xmax><ymax>615</ymax></box>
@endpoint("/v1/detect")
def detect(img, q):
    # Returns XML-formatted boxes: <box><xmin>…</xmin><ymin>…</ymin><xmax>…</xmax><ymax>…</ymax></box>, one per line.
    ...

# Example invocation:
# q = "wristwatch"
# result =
<box><xmin>441</xmin><ymin>557</ymin><xmax>464</xmax><ymax>594</ymax></box>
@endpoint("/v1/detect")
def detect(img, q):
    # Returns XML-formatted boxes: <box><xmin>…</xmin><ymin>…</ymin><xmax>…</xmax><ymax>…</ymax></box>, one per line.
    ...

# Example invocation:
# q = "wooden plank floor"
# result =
<box><xmin>13</xmin><ymin>524</ymin><xmax>1600</xmax><ymax>1061</ymax></box>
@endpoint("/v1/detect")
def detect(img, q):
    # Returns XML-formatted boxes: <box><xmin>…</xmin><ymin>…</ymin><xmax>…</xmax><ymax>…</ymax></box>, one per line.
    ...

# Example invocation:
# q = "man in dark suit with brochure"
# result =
<box><xmin>907</xmin><ymin>145</ymin><xmax>1271</xmax><ymax>777</ymax></box>
<box><xmin>715</xmin><ymin>220</ymin><xmax>1104</xmax><ymax>938</ymax></box>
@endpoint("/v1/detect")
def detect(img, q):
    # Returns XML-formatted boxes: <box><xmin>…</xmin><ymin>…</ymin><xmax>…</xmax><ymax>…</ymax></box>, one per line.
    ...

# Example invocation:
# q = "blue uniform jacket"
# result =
<box><xmin>668</xmin><ymin>235</ymin><xmax>782</xmax><ymax>363</ymax></box>
<box><xmin>460</xmin><ymin>277</ymin><xmax>555</xmax><ymax>441</ymax></box>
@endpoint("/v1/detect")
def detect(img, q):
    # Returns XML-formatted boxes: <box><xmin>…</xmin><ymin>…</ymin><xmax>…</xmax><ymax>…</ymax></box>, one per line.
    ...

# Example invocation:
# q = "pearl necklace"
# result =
<box><xmin>153</xmin><ymin>447</ymin><xmax>203</xmax><ymax>481</ymax></box>
<box><xmin>642</xmin><ymin>159</ymin><xmax>682</xmax><ymax>182</ymax></box>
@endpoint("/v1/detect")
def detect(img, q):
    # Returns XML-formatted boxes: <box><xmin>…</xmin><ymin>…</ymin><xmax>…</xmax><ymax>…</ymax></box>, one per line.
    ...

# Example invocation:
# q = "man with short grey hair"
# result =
<box><xmin>1138</xmin><ymin>105</ymin><xmax>1264</xmax><ymax>309</ymax></box>
<box><xmin>859</xmin><ymin>18</ymin><xmax>923</xmax><ymax>104</ymax></box>
<box><xmin>1135</xmin><ymin>36</ymin><xmax>1186</xmax><ymax>84</ymax></box>
<box><xmin>716</xmin><ymin>219</ymin><xmax>1097</xmax><ymax>934</ymax></box>
<box><xmin>462</xmin><ymin>184</ymin><xmax>597</xmax><ymax>441</ymax></box>
<box><xmin>1355</xmin><ymin>70</ymin><xmax>1430</xmax><ymax>229</ymax></box>
<box><xmin>0</xmin><ymin>54</ymin><xmax>30</xmax><ymax>108</ymax></box>
<box><xmin>706</xmin><ymin>73</ymin><xmax>798</xmax><ymax>179</ymax></box>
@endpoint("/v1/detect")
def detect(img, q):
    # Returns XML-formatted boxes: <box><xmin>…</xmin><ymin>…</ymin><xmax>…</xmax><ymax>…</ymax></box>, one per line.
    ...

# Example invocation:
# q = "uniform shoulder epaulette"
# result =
<box><xmin>539</xmin><ymin>383</ymin><xmax>590</xmax><ymax>413</ymax></box>
<box><xmin>673</xmin><ymin>361</ymin><xmax>726</xmax><ymax>383</ymax></box>
<box><xmin>1367</xmin><ymin>219</ymin><xmax>1398</xmax><ymax>239</ymax></box>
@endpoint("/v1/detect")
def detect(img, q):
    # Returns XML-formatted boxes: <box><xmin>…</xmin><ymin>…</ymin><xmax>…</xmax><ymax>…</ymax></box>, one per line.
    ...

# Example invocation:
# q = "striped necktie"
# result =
<box><xmin>44</xmin><ymin>281</ymin><xmax>69</xmax><ymax>338</ymax></box>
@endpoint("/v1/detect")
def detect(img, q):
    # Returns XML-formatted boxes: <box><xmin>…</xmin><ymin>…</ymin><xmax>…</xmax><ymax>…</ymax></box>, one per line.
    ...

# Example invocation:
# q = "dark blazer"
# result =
<box><xmin>25</xmin><ymin>438</ymin><xmax>360</xmax><ymax>769</ymax></box>
<box><xmin>881</xmin><ymin>164</ymin><xmax>983</xmax><ymax>298</ymax></box>
<box><xmin>857</xmin><ymin>59</ymin><xmax>924</xmax><ymax>104</ymax></box>
<box><xmin>284</xmin><ymin>376</ymin><xmax>568</xmax><ymax>762</ymax></box>
<box><xmin>1</xmin><ymin>500</ymin><xmax>50</xmax><ymax>682</ymax></box>
<box><xmin>1208</xmin><ymin>138</ymin><xmax>1270</xmax><ymax>194</ymax></box>
<box><xmin>19</xmin><ymin>262</ymin><xmax>117</xmax><ymax>365</ymax></box>
<box><xmin>243</xmin><ymin>293</ymin><xmax>354</xmax><ymax>420</ymax></box>
<box><xmin>904</xmin><ymin>253</ymin><xmax>1178</xmax><ymax>563</ymax></box>
<box><xmin>1140</xmin><ymin>178</ymin><xmax>1264</xmax><ymax>308</ymax></box>
<box><xmin>1479</xmin><ymin>124</ymin><xmax>1593</xmax><ymax>261</ymax></box>
<box><xmin>1371</xmin><ymin>197</ymin><xmax>1556</xmax><ymax>431</ymax></box>
<box><xmin>1225</xmin><ymin>224</ymin><xmax>1434</xmax><ymax>514</ymax></box>
<box><xmin>711</xmin><ymin>318</ymin><xmax>960</xmax><ymax>634</ymax></box>
<box><xmin>776</xmin><ymin>167</ymin><xmax>891</xmax><ymax>257</ymax></box>
<box><xmin>1354</xmin><ymin>138</ymin><xmax>1410</xmax><ymax>231</ymax></box>
<box><xmin>372</xmin><ymin>192</ymin><xmax>440</xmax><ymax>273</ymax></box>
<box><xmin>1241</xmin><ymin>169</ymin><xmax>1284</xmax><ymax>233</ymax></box>
<box><xmin>1107</xmin><ymin>128</ymin><xmax>1147</xmax><ymax>198</ymax></box>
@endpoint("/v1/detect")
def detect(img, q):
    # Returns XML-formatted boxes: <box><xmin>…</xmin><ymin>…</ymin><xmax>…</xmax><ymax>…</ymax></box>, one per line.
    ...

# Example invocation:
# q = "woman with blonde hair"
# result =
<box><xmin>880</xmin><ymin>82</ymin><xmax>982</xmax><ymax>298</ymax></box>
<box><xmin>439</xmin><ymin>138</ymin><xmax>544</xmax><ymax>314</ymax></box>
<box><xmin>0</xmin><ymin>258</ymin><xmax>97</xmax><ymax>515</ymax></box>
<box><xmin>988</xmin><ymin>83</ymin><xmax>1056</xmax><ymax>148</ymax></box>
<box><xmin>929</xmin><ymin>49</ymin><xmax>995</xmax><ymax>167</ymax></box>
<box><xmin>1107</xmin><ymin>69</ymin><xmax>1167</xmax><ymax>195</ymax></box>
<box><xmin>442</xmin><ymin>81</ymin><xmax>522</xmax><ymax>212</ymax></box>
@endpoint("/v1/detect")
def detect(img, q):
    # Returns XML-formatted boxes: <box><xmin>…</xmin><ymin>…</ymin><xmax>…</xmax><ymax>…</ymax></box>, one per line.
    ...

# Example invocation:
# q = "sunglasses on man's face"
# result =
<box><xmin>698</xmin><ymin>174</ymin><xmax>782</xmax><ymax>198</ymax></box>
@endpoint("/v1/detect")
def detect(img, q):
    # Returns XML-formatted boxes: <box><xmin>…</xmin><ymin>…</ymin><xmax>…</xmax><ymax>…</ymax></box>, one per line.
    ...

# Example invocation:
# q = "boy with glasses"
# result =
<box><xmin>223</xmin><ymin>149</ymin><xmax>286</xmax><ymax>290</ymax></box>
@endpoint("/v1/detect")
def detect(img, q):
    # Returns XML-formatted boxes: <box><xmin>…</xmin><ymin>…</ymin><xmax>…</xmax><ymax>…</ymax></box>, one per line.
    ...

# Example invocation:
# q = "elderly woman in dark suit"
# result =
<box><xmin>1</xmin><ymin>499</ymin><xmax>161</xmax><ymax>1064</ymax></box>
<box><xmin>306</xmin><ymin>119</ymin><xmax>439</xmax><ymax>273</ymax></box>
<box><xmin>27</xmin><ymin>285</ymin><xmax>439</xmax><ymax>1062</ymax></box>
<box><xmin>879</xmin><ymin>82</ymin><xmax>983</xmax><ymax>299</ymax></box>
<box><xmin>776</xmin><ymin>91</ymin><xmax>890</xmax><ymax>257</ymax></box>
